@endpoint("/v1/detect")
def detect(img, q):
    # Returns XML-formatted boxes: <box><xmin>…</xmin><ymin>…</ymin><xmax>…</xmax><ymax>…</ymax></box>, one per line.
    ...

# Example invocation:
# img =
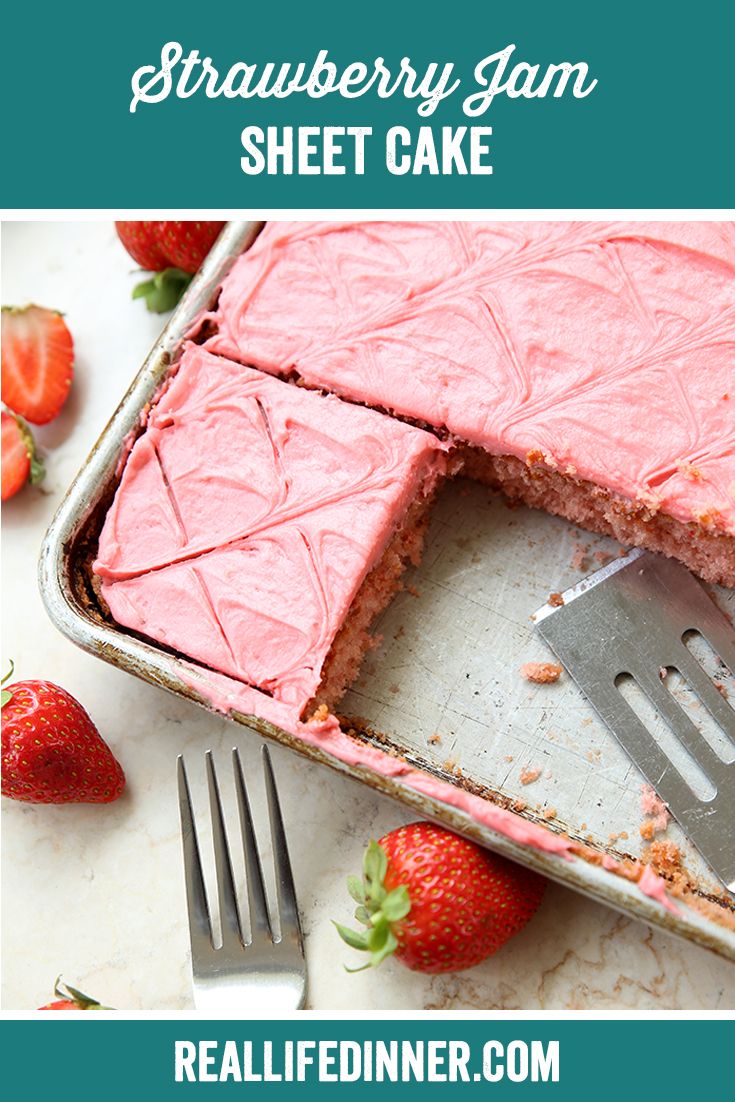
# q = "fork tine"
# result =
<box><xmin>232</xmin><ymin>747</ymin><xmax>272</xmax><ymax>943</ymax></box>
<box><xmin>205</xmin><ymin>751</ymin><xmax>243</xmax><ymax>947</ymax></box>
<box><xmin>261</xmin><ymin>745</ymin><xmax>303</xmax><ymax>950</ymax></box>
<box><xmin>177</xmin><ymin>755</ymin><xmax>213</xmax><ymax>951</ymax></box>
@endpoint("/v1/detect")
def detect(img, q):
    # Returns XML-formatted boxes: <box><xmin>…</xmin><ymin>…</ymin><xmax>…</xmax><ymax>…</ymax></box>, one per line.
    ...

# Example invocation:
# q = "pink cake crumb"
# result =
<box><xmin>640</xmin><ymin>784</ymin><xmax>670</xmax><ymax>834</ymax></box>
<box><xmin>520</xmin><ymin>767</ymin><xmax>542</xmax><ymax>786</ymax></box>
<box><xmin>521</xmin><ymin>662</ymin><xmax>562</xmax><ymax>684</ymax></box>
<box><xmin>571</xmin><ymin>546</ymin><xmax>590</xmax><ymax>571</ymax></box>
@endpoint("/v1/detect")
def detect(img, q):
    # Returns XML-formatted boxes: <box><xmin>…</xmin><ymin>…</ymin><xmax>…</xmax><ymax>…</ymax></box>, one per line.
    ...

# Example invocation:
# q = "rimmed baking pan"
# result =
<box><xmin>39</xmin><ymin>220</ymin><xmax>735</xmax><ymax>961</ymax></box>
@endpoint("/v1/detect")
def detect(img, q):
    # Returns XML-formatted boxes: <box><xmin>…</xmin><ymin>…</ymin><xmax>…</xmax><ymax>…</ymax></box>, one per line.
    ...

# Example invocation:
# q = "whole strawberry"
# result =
<box><xmin>335</xmin><ymin>822</ymin><xmax>546</xmax><ymax>973</ymax></box>
<box><xmin>1</xmin><ymin>670</ymin><xmax>125</xmax><ymax>804</ymax></box>
<box><xmin>116</xmin><ymin>221</ymin><xmax>225</xmax><ymax>312</ymax></box>
<box><xmin>38</xmin><ymin>977</ymin><xmax>112</xmax><ymax>1011</ymax></box>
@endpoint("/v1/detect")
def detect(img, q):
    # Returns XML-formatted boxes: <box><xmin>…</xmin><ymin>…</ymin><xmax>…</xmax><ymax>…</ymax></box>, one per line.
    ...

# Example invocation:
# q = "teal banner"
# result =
<box><xmin>1</xmin><ymin>1018</ymin><xmax>731</xmax><ymax>1096</ymax></box>
<box><xmin>2</xmin><ymin>0</ymin><xmax>734</xmax><ymax>208</ymax></box>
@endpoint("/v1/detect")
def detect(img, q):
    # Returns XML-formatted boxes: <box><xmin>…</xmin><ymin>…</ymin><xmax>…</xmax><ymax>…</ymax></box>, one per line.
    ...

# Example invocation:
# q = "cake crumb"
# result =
<box><xmin>648</xmin><ymin>839</ymin><xmax>682</xmax><ymax>877</ymax></box>
<box><xmin>504</xmin><ymin>754</ymin><xmax>514</xmax><ymax>762</ymax></box>
<box><xmin>543</xmin><ymin>807</ymin><xmax>557</xmax><ymax>821</ymax></box>
<box><xmin>640</xmin><ymin>784</ymin><xmax>670</xmax><ymax>834</ymax></box>
<box><xmin>695</xmin><ymin>508</ymin><xmax>723</xmax><ymax>531</ymax></box>
<box><xmin>428</xmin><ymin>734</ymin><xmax>442</xmax><ymax>746</ymax></box>
<box><xmin>678</xmin><ymin>462</ymin><xmax>703</xmax><ymax>481</ymax></box>
<box><xmin>405</xmin><ymin>584</ymin><xmax>422</xmax><ymax>599</ymax></box>
<box><xmin>571</xmin><ymin>547</ymin><xmax>590</xmax><ymax>571</ymax></box>
<box><xmin>308</xmin><ymin>703</ymin><xmax>330</xmax><ymax>724</ymax></box>
<box><xmin>548</xmin><ymin>591</ymin><xmax>564</xmax><ymax>607</ymax></box>
<box><xmin>512</xmin><ymin>799</ymin><xmax>527</xmax><ymax>813</ymax></box>
<box><xmin>593</xmin><ymin>550</ymin><xmax>613</xmax><ymax>566</ymax></box>
<box><xmin>521</xmin><ymin>661</ymin><xmax>562</xmax><ymax>684</ymax></box>
<box><xmin>388</xmin><ymin>683</ymin><xmax>400</xmax><ymax>694</ymax></box>
<box><xmin>520</xmin><ymin>767</ymin><xmax>542</xmax><ymax>786</ymax></box>
<box><xmin>714</xmin><ymin>680</ymin><xmax>729</xmax><ymax>699</ymax></box>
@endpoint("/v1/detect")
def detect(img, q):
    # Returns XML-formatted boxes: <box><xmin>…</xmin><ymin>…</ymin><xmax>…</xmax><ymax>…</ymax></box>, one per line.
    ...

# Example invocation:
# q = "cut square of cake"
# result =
<box><xmin>93</xmin><ymin>344</ymin><xmax>447</xmax><ymax>717</ymax></box>
<box><xmin>206</xmin><ymin>221</ymin><xmax>735</xmax><ymax>585</ymax></box>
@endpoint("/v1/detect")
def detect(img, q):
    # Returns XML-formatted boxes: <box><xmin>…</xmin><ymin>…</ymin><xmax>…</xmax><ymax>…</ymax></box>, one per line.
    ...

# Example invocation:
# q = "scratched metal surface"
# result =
<box><xmin>342</xmin><ymin>478</ymin><xmax>735</xmax><ymax>889</ymax></box>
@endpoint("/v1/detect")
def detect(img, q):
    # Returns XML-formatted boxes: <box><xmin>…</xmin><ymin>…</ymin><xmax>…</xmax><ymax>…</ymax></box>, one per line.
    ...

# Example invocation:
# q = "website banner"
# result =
<box><xmin>2</xmin><ymin>0</ymin><xmax>734</xmax><ymax>207</ymax></box>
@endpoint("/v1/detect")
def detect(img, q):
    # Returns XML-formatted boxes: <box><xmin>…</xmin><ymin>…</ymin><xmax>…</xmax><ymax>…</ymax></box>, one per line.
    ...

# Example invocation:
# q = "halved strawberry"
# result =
<box><xmin>1</xmin><ymin>411</ymin><xmax>44</xmax><ymax>501</ymax></box>
<box><xmin>1</xmin><ymin>305</ymin><xmax>74</xmax><ymax>424</ymax></box>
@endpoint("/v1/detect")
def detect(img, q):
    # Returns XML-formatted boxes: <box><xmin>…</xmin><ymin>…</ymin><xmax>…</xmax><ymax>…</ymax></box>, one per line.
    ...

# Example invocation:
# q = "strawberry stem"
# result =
<box><xmin>52</xmin><ymin>976</ymin><xmax>111</xmax><ymax>1010</ymax></box>
<box><xmin>334</xmin><ymin>840</ymin><xmax>411</xmax><ymax>971</ymax></box>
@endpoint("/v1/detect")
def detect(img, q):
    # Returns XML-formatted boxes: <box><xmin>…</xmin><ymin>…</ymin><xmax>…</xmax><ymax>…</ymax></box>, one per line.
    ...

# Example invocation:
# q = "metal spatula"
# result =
<box><xmin>534</xmin><ymin>549</ymin><xmax>735</xmax><ymax>893</ymax></box>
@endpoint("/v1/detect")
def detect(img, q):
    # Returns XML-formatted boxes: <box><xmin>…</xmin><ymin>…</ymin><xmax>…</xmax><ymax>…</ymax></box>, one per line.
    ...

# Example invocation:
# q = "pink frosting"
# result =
<box><xmin>177</xmin><ymin>659</ymin><xmax>575</xmax><ymax>858</ymax></box>
<box><xmin>207</xmin><ymin>221</ymin><xmax>735</xmax><ymax>534</ymax></box>
<box><xmin>637</xmin><ymin>864</ymin><xmax>682</xmax><ymax>916</ymax></box>
<box><xmin>95</xmin><ymin>344</ymin><xmax>446</xmax><ymax>709</ymax></box>
<box><xmin>177</xmin><ymin>659</ymin><xmax>683</xmax><ymax>916</ymax></box>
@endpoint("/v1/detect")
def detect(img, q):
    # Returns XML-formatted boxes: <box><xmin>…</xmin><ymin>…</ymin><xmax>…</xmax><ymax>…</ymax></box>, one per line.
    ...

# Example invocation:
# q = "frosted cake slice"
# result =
<box><xmin>206</xmin><ymin>221</ymin><xmax>735</xmax><ymax>585</ymax></box>
<box><xmin>93</xmin><ymin>344</ymin><xmax>447</xmax><ymax>716</ymax></box>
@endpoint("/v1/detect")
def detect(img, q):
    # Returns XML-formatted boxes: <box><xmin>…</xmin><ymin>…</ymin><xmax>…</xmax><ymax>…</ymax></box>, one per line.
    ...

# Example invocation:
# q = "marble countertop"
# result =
<box><xmin>2</xmin><ymin>220</ymin><xmax>734</xmax><ymax>1013</ymax></box>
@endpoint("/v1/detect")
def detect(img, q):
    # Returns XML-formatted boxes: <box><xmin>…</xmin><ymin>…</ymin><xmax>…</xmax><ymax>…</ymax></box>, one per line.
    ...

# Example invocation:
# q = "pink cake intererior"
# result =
<box><xmin>206</xmin><ymin>221</ymin><xmax>735</xmax><ymax>585</ymax></box>
<box><xmin>93</xmin><ymin>344</ymin><xmax>447</xmax><ymax>717</ymax></box>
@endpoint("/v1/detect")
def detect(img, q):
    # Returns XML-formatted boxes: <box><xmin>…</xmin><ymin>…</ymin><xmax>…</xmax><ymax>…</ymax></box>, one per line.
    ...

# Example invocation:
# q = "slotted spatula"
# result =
<box><xmin>534</xmin><ymin>549</ymin><xmax>735</xmax><ymax>893</ymax></box>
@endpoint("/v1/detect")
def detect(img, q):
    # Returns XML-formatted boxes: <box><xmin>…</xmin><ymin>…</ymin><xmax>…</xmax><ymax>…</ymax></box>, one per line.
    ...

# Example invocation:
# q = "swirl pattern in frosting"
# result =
<box><xmin>207</xmin><ymin>221</ymin><xmax>735</xmax><ymax>535</ymax></box>
<box><xmin>94</xmin><ymin>345</ymin><xmax>446</xmax><ymax>709</ymax></box>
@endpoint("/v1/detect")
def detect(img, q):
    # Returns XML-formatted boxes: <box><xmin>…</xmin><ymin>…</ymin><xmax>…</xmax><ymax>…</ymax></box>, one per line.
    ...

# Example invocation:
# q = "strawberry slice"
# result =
<box><xmin>1</xmin><ymin>305</ymin><xmax>74</xmax><ymax>424</ymax></box>
<box><xmin>1</xmin><ymin>410</ymin><xmax>44</xmax><ymax>501</ymax></box>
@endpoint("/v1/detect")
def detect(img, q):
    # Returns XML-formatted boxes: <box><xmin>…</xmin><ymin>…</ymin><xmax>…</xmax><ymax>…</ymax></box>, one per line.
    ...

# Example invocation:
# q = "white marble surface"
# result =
<box><xmin>2</xmin><ymin>220</ymin><xmax>735</xmax><ymax>1013</ymax></box>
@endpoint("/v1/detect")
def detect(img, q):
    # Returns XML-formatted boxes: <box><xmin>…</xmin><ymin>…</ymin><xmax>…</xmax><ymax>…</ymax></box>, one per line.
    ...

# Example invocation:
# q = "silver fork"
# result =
<box><xmin>177</xmin><ymin>745</ymin><xmax>306</xmax><ymax>1012</ymax></box>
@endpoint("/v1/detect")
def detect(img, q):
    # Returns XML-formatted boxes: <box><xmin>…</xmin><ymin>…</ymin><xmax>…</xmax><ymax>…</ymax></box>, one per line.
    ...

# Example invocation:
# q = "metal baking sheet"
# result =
<box><xmin>39</xmin><ymin>220</ymin><xmax>735</xmax><ymax>961</ymax></box>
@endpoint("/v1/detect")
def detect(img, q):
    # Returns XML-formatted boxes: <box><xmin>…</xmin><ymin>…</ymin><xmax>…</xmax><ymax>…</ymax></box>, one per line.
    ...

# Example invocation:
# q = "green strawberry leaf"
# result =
<box><xmin>335</xmin><ymin>837</ymin><xmax>410</xmax><ymax>971</ymax></box>
<box><xmin>132</xmin><ymin>268</ymin><xmax>192</xmax><ymax>313</ymax></box>
<box><xmin>57</xmin><ymin>981</ymin><xmax>101</xmax><ymax>1009</ymax></box>
<box><xmin>53</xmin><ymin>976</ymin><xmax>110</xmax><ymax>1010</ymax></box>
<box><xmin>363</xmin><ymin>840</ymin><xmax>388</xmax><ymax>905</ymax></box>
<box><xmin>333</xmin><ymin>922</ymin><xmax>370</xmax><ymax>951</ymax></box>
<box><xmin>381</xmin><ymin>885</ymin><xmax>411</xmax><ymax>922</ymax></box>
<box><xmin>364</xmin><ymin>839</ymin><xmax>388</xmax><ymax>884</ymax></box>
<box><xmin>347</xmin><ymin>875</ymin><xmax>365</xmax><ymax>904</ymax></box>
<box><xmin>370</xmin><ymin>929</ymin><xmax>398</xmax><ymax>968</ymax></box>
